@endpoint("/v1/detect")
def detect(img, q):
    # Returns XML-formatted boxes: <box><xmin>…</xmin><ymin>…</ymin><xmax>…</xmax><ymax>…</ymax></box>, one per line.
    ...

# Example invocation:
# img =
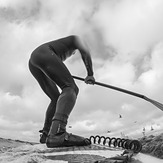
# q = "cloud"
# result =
<box><xmin>93</xmin><ymin>0</ymin><xmax>163</xmax><ymax>54</ymax></box>
<box><xmin>137</xmin><ymin>42</ymin><xmax>163</xmax><ymax>96</ymax></box>
<box><xmin>0</xmin><ymin>0</ymin><xmax>40</xmax><ymax>25</ymax></box>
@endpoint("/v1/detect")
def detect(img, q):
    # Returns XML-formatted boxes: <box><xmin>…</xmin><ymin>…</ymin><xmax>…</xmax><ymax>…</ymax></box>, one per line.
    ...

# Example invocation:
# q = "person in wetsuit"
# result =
<box><xmin>28</xmin><ymin>35</ymin><xmax>95</xmax><ymax>148</ymax></box>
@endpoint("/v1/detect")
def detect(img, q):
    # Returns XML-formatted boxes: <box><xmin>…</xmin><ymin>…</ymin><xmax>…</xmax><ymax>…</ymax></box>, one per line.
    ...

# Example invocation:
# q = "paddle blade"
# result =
<box><xmin>144</xmin><ymin>97</ymin><xmax>163</xmax><ymax>111</ymax></box>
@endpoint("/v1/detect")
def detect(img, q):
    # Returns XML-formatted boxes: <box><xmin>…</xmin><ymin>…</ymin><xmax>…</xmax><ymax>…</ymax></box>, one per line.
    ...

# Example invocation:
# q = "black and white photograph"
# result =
<box><xmin>0</xmin><ymin>0</ymin><xmax>163</xmax><ymax>162</ymax></box>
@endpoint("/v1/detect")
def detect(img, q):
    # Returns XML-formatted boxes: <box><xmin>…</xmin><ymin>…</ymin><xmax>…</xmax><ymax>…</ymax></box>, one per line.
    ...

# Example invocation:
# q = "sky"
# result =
<box><xmin>0</xmin><ymin>0</ymin><xmax>163</xmax><ymax>143</ymax></box>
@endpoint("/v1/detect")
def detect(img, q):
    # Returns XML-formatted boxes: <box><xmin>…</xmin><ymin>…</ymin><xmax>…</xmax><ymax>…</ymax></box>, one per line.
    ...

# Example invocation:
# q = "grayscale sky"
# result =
<box><xmin>0</xmin><ymin>0</ymin><xmax>163</xmax><ymax>142</ymax></box>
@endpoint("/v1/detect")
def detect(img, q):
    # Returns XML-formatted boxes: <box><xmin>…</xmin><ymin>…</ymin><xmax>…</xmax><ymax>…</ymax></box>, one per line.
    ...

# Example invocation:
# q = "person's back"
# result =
<box><xmin>47</xmin><ymin>36</ymin><xmax>76</xmax><ymax>61</ymax></box>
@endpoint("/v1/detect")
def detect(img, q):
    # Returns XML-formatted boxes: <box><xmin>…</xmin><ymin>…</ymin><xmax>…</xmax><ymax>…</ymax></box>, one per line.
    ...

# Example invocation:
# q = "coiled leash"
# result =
<box><xmin>89</xmin><ymin>135</ymin><xmax>142</xmax><ymax>163</ymax></box>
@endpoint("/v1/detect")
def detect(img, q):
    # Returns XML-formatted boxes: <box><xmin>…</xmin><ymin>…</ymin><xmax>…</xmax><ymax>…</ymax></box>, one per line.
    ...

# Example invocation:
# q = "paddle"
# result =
<box><xmin>72</xmin><ymin>75</ymin><xmax>163</xmax><ymax>111</ymax></box>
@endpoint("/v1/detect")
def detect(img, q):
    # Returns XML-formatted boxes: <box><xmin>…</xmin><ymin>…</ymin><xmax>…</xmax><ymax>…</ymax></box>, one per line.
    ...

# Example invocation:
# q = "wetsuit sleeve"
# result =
<box><xmin>73</xmin><ymin>36</ymin><xmax>94</xmax><ymax>76</ymax></box>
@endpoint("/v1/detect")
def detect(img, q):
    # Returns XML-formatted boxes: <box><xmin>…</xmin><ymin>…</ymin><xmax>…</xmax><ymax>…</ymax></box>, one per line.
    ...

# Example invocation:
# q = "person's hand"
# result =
<box><xmin>84</xmin><ymin>76</ymin><xmax>95</xmax><ymax>85</ymax></box>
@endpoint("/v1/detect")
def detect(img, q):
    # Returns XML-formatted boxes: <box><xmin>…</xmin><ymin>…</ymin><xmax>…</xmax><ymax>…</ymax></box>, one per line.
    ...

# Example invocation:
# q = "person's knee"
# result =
<box><xmin>63</xmin><ymin>85</ymin><xmax>79</xmax><ymax>96</ymax></box>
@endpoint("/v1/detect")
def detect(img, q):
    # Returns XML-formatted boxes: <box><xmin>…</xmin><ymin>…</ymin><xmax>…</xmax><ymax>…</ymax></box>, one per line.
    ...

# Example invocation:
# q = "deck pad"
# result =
<box><xmin>43</xmin><ymin>144</ymin><xmax>125</xmax><ymax>163</ymax></box>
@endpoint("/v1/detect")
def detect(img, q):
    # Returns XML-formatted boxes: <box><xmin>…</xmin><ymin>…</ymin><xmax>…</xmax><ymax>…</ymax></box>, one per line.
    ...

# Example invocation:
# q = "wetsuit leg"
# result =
<box><xmin>29</xmin><ymin>44</ymin><xmax>79</xmax><ymax>135</ymax></box>
<box><xmin>29</xmin><ymin>60</ymin><xmax>60</xmax><ymax>133</ymax></box>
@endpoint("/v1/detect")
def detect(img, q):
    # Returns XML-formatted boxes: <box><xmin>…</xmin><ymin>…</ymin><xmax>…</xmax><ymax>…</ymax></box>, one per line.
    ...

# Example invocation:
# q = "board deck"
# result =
<box><xmin>42</xmin><ymin>144</ymin><xmax>132</xmax><ymax>163</ymax></box>
<box><xmin>1</xmin><ymin>143</ymin><xmax>162</xmax><ymax>163</ymax></box>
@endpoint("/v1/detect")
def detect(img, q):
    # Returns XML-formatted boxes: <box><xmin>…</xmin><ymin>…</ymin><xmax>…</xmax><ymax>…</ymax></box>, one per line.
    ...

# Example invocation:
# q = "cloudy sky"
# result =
<box><xmin>0</xmin><ymin>0</ymin><xmax>163</xmax><ymax>142</ymax></box>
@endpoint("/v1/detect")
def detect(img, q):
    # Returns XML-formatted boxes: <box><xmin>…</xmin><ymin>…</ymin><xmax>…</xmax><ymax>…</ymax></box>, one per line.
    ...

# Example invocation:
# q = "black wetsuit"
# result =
<box><xmin>29</xmin><ymin>35</ymin><xmax>79</xmax><ymax>93</ymax></box>
<box><xmin>29</xmin><ymin>35</ymin><xmax>95</xmax><ymax>134</ymax></box>
<box><xmin>47</xmin><ymin>36</ymin><xmax>76</xmax><ymax>61</ymax></box>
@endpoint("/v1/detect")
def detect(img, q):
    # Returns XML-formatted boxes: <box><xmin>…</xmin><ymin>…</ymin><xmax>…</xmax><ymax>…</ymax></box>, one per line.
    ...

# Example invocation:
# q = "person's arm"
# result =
<box><xmin>73</xmin><ymin>35</ymin><xmax>95</xmax><ymax>84</ymax></box>
<box><xmin>73</xmin><ymin>36</ymin><xmax>93</xmax><ymax>74</ymax></box>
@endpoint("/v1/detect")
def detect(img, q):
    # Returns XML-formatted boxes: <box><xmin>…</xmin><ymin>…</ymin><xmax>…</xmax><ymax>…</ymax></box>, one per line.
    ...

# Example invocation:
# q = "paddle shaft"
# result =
<box><xmin>72</xmin><ymin>75</ymin><xmax>145</xmax><ymax>99</ymax></box>
<box><xmin>72</xmin><ymin>75</ymin><xmax>163</xmax><ymax>111</ymax></box>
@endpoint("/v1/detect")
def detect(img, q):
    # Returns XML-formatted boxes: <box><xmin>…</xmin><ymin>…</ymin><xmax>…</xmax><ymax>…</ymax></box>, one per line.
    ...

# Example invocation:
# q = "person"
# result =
<box><xmin>28</xmin><ymin>35</ymin><xmax>95</xmax><ymax>148</ymax></box>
